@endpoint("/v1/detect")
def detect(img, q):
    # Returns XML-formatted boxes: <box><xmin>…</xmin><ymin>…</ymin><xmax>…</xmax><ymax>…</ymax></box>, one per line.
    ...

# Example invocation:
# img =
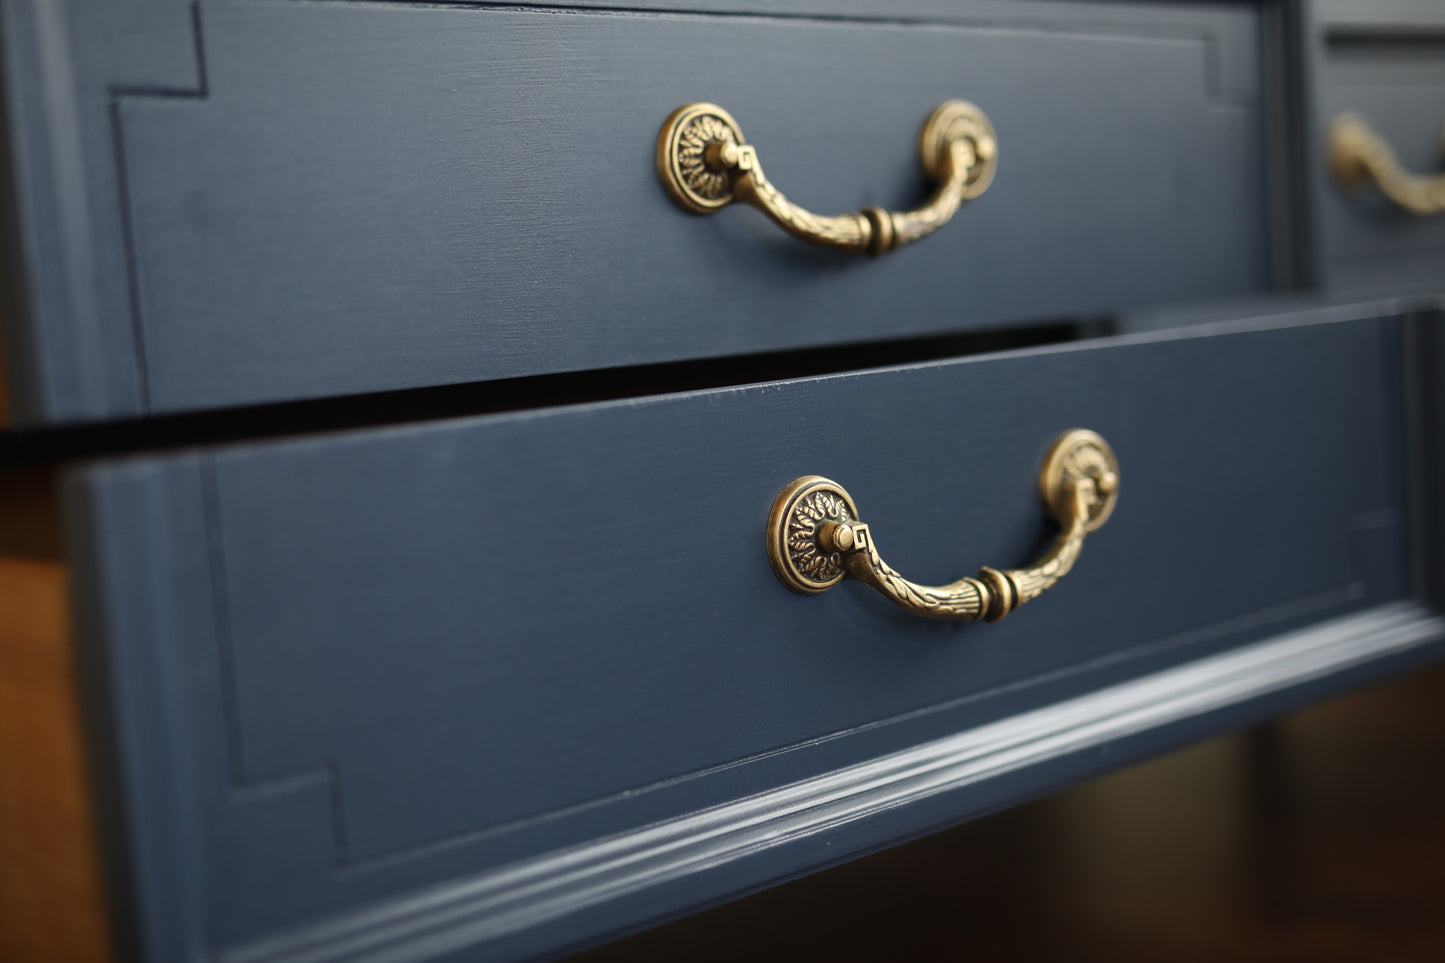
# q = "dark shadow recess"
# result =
<box><xmin>0</xmin><ymin>317</ymin><xmax>1112</xmax><ymax>467</ymax></box>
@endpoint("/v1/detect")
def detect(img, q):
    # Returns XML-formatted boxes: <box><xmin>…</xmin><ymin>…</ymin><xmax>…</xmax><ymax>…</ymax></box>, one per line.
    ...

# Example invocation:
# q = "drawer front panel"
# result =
<box><xmin>1312</xmin><ymin>0</ymin><xmax>1445</xmax><ymax>290</ymax></box>
<box><xmin>9</xmin><ymin>0</ymin><xmax>1265</xmax><ymax>422</ymax></box>
<box><xmin>72</xmin><ymin>315</ymin><xmax>1413</xmax><ymax>959</ymax></box>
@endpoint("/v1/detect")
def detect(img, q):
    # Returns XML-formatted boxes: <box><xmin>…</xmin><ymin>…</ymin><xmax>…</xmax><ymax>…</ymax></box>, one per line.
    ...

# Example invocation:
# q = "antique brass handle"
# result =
<box><xmin>1328</xmin><ymin>112</ymin><xmax>1445</xmax><ymax>216</ymax></box>
<box><xmin>767</xmin><ymin>430</ymin><xmax>1118</xmax><ymax>621</ymax></box>
<box><xmin>657</xmin><ymin>101</ymin><xmax>996</xmax><ymax>256</ymax></box>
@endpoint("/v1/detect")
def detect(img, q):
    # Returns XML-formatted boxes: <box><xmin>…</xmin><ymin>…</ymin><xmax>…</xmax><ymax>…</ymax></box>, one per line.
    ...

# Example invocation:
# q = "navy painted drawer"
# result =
<box><xmin>69</xmin><ymin>312</ymin><xmax>1443</xmax><ymax>963</ymax></box>
<box><xmin>1310</xmin><ymin>0</ymin><xmax>1445</xmax><ymax>291</ymax></box>
<box><xmin>2</xmin><ymin>0</ymin><xmax>1267</xmax><ymax>424</ymax></box>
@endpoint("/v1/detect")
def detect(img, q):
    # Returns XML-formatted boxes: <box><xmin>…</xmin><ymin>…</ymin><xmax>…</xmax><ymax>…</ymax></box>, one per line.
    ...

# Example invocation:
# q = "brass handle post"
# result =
<box><xmin>658</xmin><ymin>101</ymin><xmax>996</xmax><ymax>256</ymax></box>
<box><xmin>1328</xmin><ymin>112</ymin><xmax>1445</xmax><ymax>216</ymax></box>
<box><xmin>766</xmin><ymin>430</ymin><xmax>1118</xmax><ymax>622</ymax></box>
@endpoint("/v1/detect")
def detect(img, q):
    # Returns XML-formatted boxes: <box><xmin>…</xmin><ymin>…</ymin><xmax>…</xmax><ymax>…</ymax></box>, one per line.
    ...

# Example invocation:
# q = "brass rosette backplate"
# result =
<box><xmin>918</xmin><ymin>100</ymin><xmax>997</xmax><ymax>200</ymax></box>
<box><xmin>1038</xmin><ymin>429</ymin><xmax>1119</xmax><ymax>532</ymax></box>
<box><xmin>656</xmin><ymin>103</ymin><xmax>746</xmax><ymax>215</ymax></box>
<box><xmin>767</xmin><ymin>475</ymin><xmax>860</xmax><ymax>595</ymax></box>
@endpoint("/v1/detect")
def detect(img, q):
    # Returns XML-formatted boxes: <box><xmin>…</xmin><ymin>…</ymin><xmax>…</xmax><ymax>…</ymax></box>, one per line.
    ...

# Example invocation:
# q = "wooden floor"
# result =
<box><xmin>0</xmin><ymin>468</ymin><xmax>110</xmax><ymax>963</ymax></box>
<box><xmin>572</xmin><ymin>663</ymin><xmax>1445</xmax><ymax>962</ymax></box>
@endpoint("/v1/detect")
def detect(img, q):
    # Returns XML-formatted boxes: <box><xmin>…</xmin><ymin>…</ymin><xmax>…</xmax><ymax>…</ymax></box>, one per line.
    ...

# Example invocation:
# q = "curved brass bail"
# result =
<box><xmin>766</xmin><ymin>430</ymin><xmax>1118</xmax><ymax>622</ymax></box>
<box><xmin>1328</xmin><ymin>112</ymin><xmax>1445</xmax><ymax>216</ymax></box>
<box><xmin>657</xmin><ymin>101</ymin><xmax>997</xmax><ymax>256</ymax></box>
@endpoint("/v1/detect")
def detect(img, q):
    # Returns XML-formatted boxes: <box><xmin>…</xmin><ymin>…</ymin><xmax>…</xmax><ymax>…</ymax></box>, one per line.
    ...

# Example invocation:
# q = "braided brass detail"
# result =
<box><xmin>731</xmin><ymin>145</ymin><xmax>873</xmax><ymax>252</ymax></box>
<box><xmin>658</xmin><ymin>100</ymin><xmax>996</xmax><ymax>256</ymax></box>
<box><xmin>1328</xmin><ymin>112</ymin><xmax>1445</xmax><ymax>216</ymax></box>
<box><xmin>766</xmin><ymin>431</ymin><xmax>1119</xmax><ymax>623</ymax></box>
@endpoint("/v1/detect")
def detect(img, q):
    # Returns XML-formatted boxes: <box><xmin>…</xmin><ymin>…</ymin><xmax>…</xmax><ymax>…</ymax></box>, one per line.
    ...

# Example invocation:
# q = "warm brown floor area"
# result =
<box><xmin>572</xmin><ymin>663</ymin><xmax>1445</xmax><ymax>962</ymax></box>
<box><xmin>0</xmin><ymin>558</ymin><xmax>110</xmax><ymax>963</ymax></box>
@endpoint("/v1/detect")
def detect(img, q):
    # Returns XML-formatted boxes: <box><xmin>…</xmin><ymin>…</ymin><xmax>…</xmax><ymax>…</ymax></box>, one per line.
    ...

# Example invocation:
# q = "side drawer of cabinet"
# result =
<box><xmin>69</xmin><ymin>315</ymin><xmax>1440</xmax><ymax>963</ymax></box>
<box><xmin>3</xmin><ymin>0</ymin><xmax>1268</xmax><ymax>423</ymax></box>
<box><xmin>1311</xmin><ymin>0</ymin><xmax>1445</xmax><ymax>290</ymax></box>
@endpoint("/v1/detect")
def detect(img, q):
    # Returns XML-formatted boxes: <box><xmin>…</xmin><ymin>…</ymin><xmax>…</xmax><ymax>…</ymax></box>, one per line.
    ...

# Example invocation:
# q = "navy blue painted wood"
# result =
<box><xmin>3</xmin><ymin>0</ymin><xmax>1267</xmax><ymax>423</ymax></box>
<box><xmin>0</xmin><ymin>0</ymin><xmax>200</xmax><ymax>422</ymax></box>
<box><xmin>1309</xmin><ymin>0</ymin><xmax>1445</xmax><ymax>292</ymax></box>
<box><xmin>1405</xmin><ymin>309</ymin><xmax>1445</xmax><ymax>609</ymax></box>
<box><xmin>67</xmin><ymin>314</ymin><xmax>1419</xmax><ymax>962</ymax></box>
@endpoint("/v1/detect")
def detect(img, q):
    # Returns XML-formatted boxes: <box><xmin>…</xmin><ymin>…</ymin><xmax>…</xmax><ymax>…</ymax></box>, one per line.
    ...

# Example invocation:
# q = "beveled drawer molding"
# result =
<box><xmin>222</xmin><ymin>603</ymin><xmax>1444</xmax><ymax>963</ymax></box>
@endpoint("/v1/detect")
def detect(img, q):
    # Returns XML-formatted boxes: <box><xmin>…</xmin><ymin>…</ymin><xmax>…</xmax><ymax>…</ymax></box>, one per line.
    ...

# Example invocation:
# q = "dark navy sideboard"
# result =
<box><xmin>0</xmin><ymin>2</ymin><xmax>1442</xmax><ymax>962</ymax></box>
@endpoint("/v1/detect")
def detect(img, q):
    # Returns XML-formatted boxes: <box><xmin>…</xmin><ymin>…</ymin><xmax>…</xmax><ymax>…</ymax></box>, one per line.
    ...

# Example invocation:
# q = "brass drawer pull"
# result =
<box><xmin>767</xmin><ymin>430</ymin><xmax>1118</xmax><ymax>622</ymax></box>
<box><xmin>1328</xmin><ymin>112</ymin><xmax>1445</xmax><ymax>216</ymax></box>
<box><xmin>657</xmin><ymin>101</ymin><xmax>996</xmax><ymax>256</ymax></box>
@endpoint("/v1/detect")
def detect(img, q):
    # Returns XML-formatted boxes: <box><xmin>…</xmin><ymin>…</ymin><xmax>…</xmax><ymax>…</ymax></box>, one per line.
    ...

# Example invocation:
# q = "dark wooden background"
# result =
<box><xmin>574</xmin><ymin>662</ymin><xmax>1445</xmax><ymax>962</ymax></box>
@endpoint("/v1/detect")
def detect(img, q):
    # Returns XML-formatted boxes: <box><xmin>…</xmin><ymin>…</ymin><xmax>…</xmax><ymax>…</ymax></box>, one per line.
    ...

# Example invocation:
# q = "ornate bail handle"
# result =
<box><xmin>766</xmin><ymin>431</ymin><xmax>1119</xmax><ymax>622</ymax></box>
<box><xmin>657</xmin><ymin>101</ymin><xmax>996</xmax><ymax>256</ymax></box>
<box><xmin>1328</xmin><ymin>112</ymin><xmax>1445</xmax><ymax>216</ymax></box>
